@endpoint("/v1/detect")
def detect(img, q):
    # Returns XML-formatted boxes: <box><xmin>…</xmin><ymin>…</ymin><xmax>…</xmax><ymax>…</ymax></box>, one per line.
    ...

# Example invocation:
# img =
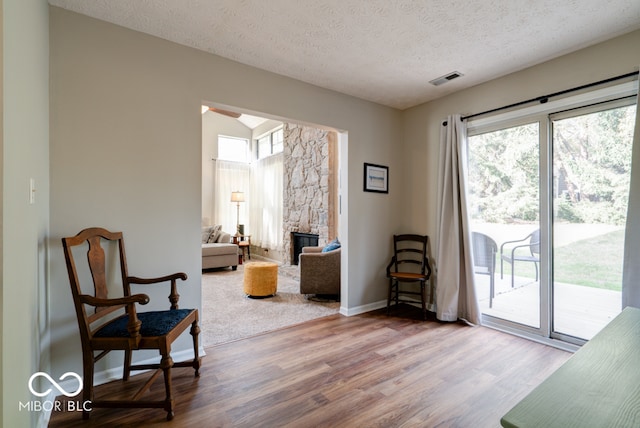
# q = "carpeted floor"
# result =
<box><xmin>201</xmin><ymin>262</ymin><xmax>340</xmax><ymax>346</ymax></box>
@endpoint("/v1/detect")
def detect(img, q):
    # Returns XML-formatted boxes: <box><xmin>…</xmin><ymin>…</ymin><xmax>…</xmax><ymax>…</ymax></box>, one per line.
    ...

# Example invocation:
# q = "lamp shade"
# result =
<box><xmin>231</xmin><ymin>191</ymin><xmax>245</xmax><ymax>203</ymax></box>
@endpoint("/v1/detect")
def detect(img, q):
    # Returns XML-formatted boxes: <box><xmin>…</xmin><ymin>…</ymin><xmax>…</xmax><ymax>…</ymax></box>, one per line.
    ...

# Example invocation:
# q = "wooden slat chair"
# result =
<box><xmin>386</xmin><ymin>234</ymin><xmax>432</xmax><ymax>320</ymax></box>
<box><xmin>62</xmin><ymin>227</ymin><xmax>201</xmax><ymax>421</ymax></box>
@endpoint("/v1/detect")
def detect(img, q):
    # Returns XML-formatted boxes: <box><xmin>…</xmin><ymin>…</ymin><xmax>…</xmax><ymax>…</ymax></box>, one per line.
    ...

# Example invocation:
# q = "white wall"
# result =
<box><xmin>49</xmin><ymin>6</ymin><xmax>403</xmax><ymax>379</ymax></box>
<box><xmin>403</xmin><ymin>30</ymin><xmax>640</xmax><ymax>252</ymax></box>
<box><xmin>2</xmin><ymin>0</ymin><xmax>50</xmax><ymax>426</ymax></box>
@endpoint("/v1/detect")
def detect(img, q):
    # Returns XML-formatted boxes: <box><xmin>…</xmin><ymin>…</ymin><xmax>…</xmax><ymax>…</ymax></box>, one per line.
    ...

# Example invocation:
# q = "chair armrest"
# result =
<box><xmin>505</xmin><ymin>243</ymin><xmax>539</xmax><ymax>261</ymax></box>
<box><xmin>386</xmin><ymin>256</ymin><xmax>431</xmax><ymax>277</ymax></box>
<box><xmin>386</xmin><ymin>256</ymin><xmax>398</xmax><ymax>277</ymax></box>
<box><xmin>424</xmin><ymin>258</ymin><xmax>432</xmax><ymax>277</ymax></box>
<box><xmin>299</xmin><ymin>249</ymin><xmax>338</xmax><ymax>263</ymax></box>
<box><xmin>302</xmin><ymin>246</ymin><xmax>323</xmax><ymax>254</ymax></box>
<box><xmin>127</xmin><ymin>272</ymin><xmax>188</xmax><ymax>310</ymax></box>
<box><xmin>500</xmin><ymin>238</ymin><xmax>526</xmax><ymax>251</ymax></box>
<box><xmin>80</xmin><ymin>293</ymin><xmax>150</xmax><ymax>307</ymax></box>
<box><xmin>80</xmin><ymin>294</ymin><xmax>149</xmax><ymax>342</ymax></box>
<box><xmin>127</xmin><ymin>272</ymin><xmax>187</xmax><ymax>284</ymax></box>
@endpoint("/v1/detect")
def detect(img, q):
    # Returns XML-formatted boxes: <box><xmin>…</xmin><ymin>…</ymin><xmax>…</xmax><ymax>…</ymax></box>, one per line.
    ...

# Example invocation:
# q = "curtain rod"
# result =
<box><xmin>442</xmin><ymin>70</ymin><xmax>639</xmax><ymax>126</ymax></box>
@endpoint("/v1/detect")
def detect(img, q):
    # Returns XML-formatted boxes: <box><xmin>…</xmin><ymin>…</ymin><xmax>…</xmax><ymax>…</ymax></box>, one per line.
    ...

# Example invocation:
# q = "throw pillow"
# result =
<box><xmin>201</xmin><ymin>226</ymin><xmax>214</xmax><ymax>244</ymax></box>
<box><xmin>322</xmin><ymin>237</ymin><xmax>341</xmax><ymax>253</ymax></box>
<box><xmin>208</xmin><ymin>225</ymin><xmax>222</xmax><ymax>243</ymax></box>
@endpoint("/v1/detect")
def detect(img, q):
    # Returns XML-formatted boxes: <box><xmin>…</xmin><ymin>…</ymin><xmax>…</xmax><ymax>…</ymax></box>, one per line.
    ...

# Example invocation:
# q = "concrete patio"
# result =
<box><xmin>475</xmin><ymin>274</ymin><xmax>621</xmax><ymax>340</ymax></box>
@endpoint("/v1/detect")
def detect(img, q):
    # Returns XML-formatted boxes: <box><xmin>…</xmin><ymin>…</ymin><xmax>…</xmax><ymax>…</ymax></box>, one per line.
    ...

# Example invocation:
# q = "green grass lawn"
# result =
<box><xmin>553</xmin><ymin>229</ymin><xmax>624</xmax><ymax>291</ymax></box>
<box><xmin>500</xmin><ymin>229</ymin><xmax>624</xmax><ymax>291</ymax></box>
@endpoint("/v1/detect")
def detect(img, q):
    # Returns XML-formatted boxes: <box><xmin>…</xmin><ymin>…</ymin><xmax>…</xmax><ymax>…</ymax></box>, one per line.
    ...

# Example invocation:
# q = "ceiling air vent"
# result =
<box><xmin>429</xmin><ymin>71</ymin><xmax>464</xmax><ymax>86</ymax></box>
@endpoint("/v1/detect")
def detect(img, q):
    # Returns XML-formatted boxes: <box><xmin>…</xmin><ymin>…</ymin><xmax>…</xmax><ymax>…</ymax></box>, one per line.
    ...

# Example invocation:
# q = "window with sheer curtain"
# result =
<box><xmin>214</xmin><ymin>160</ymin><xmax>250</xmax><ymax>235</ymax></box>
<box><xmin>214</xmin><ymin>155</ymin><xmax>283</xmax><ymax>250</ymax></box>
<box><xmin>249</xmin><ymin>153</ymin><xmax>283</xmax><ymax>250</ymax></box>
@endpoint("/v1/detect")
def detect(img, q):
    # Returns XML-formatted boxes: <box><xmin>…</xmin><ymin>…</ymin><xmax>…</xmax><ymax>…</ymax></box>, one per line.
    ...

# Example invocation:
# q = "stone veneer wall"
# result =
<box><xmin>283</xmin><ymin>123</ymin><xmax>337</xmax><ymax>264</ymax></box>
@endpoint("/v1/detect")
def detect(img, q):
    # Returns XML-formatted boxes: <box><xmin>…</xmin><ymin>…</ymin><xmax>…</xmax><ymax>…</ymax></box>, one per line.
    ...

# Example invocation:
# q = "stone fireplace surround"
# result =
<box><xmin>281</xmin><ymin>123</ymin><xmax>338</xmax><ymax>265</ymax></box>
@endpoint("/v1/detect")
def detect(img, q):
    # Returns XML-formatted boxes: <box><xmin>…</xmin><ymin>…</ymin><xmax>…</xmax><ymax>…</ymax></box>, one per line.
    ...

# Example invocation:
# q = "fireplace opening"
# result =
<box><xmin>291</xmin><ymin>232</ymin><xmax>319</xmax><ymax>265</ymax></box>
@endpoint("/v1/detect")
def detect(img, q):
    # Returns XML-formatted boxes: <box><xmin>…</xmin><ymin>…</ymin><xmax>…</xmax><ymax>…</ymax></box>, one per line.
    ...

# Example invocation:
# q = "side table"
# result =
<box><xmin>233</xmin><ymin>234</ymin><xmax>251</xmax><ymax>264</ymax></box>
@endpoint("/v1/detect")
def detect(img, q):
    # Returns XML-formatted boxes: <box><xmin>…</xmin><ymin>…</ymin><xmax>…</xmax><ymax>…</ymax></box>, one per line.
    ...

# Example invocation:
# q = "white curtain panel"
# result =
<box><xmin>435</xmin><ymin>115</ymin><xmax>481</xmax><ymax>324</ymax></box>
<box><xmin>214</xmin><ymin>160</ymin><xmax>251</xmax><ymax>235</ymax></box>
<box><xmin>249</xmin><ymin>153</ymin><xmax>284</xmax><ymax>250</ymax></box>
<box><xmin>622</xmin><ymin>87</ymin><xmax>640</xmax><ymax>308</ymax></box>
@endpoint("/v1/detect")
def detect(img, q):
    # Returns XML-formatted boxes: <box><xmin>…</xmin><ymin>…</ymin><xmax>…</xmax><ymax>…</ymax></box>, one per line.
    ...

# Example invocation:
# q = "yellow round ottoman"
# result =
<box><xmin>243</xmin><ymin>262</ymin><xmax>278</xmax><ymax>298</ymax></box>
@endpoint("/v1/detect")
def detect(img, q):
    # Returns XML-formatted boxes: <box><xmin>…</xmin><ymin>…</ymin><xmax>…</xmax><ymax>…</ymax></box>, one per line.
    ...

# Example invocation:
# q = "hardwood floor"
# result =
<box><xmin>49</xmin><ymin>305</ymin><xmax>571</xmax><ymax>427</ymax></box>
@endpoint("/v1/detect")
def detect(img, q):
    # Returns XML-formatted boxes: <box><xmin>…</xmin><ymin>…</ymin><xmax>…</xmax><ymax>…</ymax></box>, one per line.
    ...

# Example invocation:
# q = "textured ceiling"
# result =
<box><xmin>48</xmin><ymin>0</ymin><xmax>640</xmax><ymax>109</ymax></box>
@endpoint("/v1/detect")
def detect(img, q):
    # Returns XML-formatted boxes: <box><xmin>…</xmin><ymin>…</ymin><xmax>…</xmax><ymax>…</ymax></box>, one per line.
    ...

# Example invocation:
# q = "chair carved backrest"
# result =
<box><xmin>63</xmin><ymin>228</ymin><xmax>146</xmax><ymax>348</ymax></box>
<box><xmin>389</xmin><ymin>234</ymin><xmax>431</xmax><ymax>276</ymax></box>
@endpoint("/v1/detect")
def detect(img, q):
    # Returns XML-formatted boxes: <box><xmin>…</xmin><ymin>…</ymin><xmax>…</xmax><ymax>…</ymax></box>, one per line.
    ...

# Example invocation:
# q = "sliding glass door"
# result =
<box><xmin>467</xmin><ymin>95</ymin><xmax>636</xmax><ymax>344</ymax></box>
<box><xmin>551</xmin><ymin>101</ymin><xmax>635</xmax><ymax>341</ymax></box>
<box><xmin>468</xmin><ymin>122</ymin><xmax>541</xmax><ymax>329</ymax></box>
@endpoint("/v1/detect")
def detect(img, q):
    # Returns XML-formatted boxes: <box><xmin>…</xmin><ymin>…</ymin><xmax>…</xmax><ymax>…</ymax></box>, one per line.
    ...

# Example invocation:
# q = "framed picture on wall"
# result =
<box><xmin>363</xmin><ymin>163</ymin><xmax>389</xmax><ymax>193</ymax></box>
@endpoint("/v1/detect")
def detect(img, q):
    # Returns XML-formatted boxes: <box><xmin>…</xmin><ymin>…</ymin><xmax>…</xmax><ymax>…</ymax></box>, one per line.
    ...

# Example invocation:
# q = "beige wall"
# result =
<box><xmin>403</xmin><ymin>30</ymin><xmax>640</xmax><ymax>250</ymax></box>
<box><xmin>29</xmin><ymin>6</ymin><xmax>640</xmax><ymax>423</ymax></box>
<box><xmin>3</xmin><ymin>0</ymin><xmax>50</xmax><ymax>426</ymax></box>
<box><xmin>49</xmin><ymin>6</ymin><xmax>403</xmax><ymax>379</ymax></box>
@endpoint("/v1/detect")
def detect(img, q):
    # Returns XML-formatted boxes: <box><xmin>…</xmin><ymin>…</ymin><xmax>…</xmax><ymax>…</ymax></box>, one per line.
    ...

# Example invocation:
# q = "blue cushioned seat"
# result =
<box><xmin>94</xmin><ymin>309</ymin><xmax>194</xmax><ymax>338</ymax></box>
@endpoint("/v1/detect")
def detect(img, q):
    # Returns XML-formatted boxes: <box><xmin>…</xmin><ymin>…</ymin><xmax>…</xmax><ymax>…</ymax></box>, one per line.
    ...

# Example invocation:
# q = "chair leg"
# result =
<box><xmin>160</xmin><ymin>353</ymin><xmax>175</xmax><ymax>421</ymax></box>
<box><xmin>490</xmin><ymin>273</ymin><xmax>495</xmax><ymax>308</ymax></box>
<box><xmin>190</xmin><ymin>320</ymin><xmax>201</xmax><ymax>377</ymax></box>
<box><xmin>395</xmin><ymin>281</ymin><xmax>400</xmax><ymax>307</ymax></box>
<box><xmin>83</xmin><ymin>355</ymin><xmax>94</xmax><ymax>420</ymax></box>
<box><xmin>123</xmin><ymin>349</ymin><xmax>132</xmax><ymax>381</ymax></box>
<box><xmin>511</xmin><ymin>265</ymin><xmax>515</xmax><ymax>288</ymax></box>
<box><xmin>386</xmin><ymin>279</ymin><xmax>392</xmax><ymax>315</ymax></box>
<box><xmin>420</xmin><ymin>281</ymin><xmax>427</xmax><ymax>320</ymax></box>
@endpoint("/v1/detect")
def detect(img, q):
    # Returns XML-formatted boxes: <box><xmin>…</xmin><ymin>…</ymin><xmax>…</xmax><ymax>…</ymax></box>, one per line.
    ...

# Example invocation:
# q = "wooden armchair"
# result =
<box><xmin>62</xmin><ymin>227</ymin><xmax>201</xmax><ymax>421</ymax></box>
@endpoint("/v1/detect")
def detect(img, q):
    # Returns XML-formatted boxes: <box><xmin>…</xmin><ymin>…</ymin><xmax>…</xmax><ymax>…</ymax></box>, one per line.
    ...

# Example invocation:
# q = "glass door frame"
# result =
<box><xmin>467</xmin><ymin>80</ymin><xmax>638</xmax><ymax>350</ymax></box>
<box><xmin>548</xmin><ymin>97</ymin><xmax>636</xmax><ymax>346</ymax></box>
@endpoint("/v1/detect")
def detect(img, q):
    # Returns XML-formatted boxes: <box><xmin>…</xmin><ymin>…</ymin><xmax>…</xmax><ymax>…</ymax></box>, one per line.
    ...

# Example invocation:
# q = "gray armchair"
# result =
<box><xmin>299</xmin><ymin>247</ymin><xmax>341</xmax><ymax>296</ymax></box>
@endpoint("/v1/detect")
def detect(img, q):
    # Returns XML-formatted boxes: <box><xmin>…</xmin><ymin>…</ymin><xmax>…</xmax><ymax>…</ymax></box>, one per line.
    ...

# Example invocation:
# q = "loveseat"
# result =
<box><xmin>202</xmin><ymin>225</ymin><xmax>238</xmax><ymax>270</ymax></box>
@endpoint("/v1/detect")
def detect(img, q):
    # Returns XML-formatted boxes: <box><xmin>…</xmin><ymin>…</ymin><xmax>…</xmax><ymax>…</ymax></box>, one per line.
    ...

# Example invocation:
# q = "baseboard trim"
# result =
<box><xmin>340</xmin><ymin>299</ymin><xmax>387</xmax><ymax>316</ymax></box>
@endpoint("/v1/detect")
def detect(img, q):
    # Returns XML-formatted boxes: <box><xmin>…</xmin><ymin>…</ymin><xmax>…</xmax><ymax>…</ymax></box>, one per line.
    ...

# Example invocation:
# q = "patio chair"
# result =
<box><xmin>472</xmin><ymin>232</ymin><xmax>498</xmax><ymax>308</ymax></box>
<box><xmin>500</xmin><ymin>228</ymin><xmax>540</xmax><ymax>288</ymax></box>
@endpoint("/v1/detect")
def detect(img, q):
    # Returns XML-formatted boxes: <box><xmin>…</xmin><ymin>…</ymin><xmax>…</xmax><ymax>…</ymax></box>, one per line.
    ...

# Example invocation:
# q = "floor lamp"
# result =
<box><xmin>231</xmin><ymin>191</ymin><xmax>245</xmax><ymax>235</ymax></box>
